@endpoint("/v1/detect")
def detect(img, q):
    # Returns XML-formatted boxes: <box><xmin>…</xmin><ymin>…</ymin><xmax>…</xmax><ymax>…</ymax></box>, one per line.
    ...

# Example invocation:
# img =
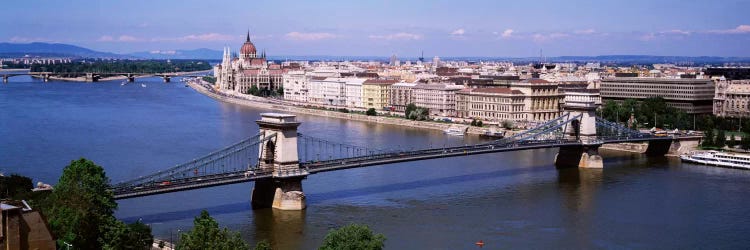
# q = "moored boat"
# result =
<box><xmin>680</xmin><ymin>151</ymin><xmax>750</xmax><ymax>170</ymax></box>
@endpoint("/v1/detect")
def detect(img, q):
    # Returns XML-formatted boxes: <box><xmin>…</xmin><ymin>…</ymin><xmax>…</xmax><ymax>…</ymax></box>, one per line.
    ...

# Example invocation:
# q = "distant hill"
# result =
<box><xmin>0</xmin><ymin>42</ymin><xmax>125</xmax><ymax>58</ymax></box>
<box><xmin>127</xmin><ymin>48</ymin><xmax>222</xmax><ymax>60</ymax></box>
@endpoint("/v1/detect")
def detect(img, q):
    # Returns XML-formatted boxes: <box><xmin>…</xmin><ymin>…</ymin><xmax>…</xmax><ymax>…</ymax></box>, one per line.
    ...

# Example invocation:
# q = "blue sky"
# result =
<box><xmin>2</xmin><ymin>0</ymin><xmax>750</xmax><ymax>57</ymax></box>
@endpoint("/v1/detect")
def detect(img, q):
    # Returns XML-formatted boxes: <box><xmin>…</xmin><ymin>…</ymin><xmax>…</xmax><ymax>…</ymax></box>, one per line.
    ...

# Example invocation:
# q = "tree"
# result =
<box><xmin>476</xmin><ymin>120</ymin><xmax>483</xmax><ymax>127</ymax></box>
<box><xmin>254</xmin><ymin>240</ymin><xmax>272</xmax><ymax>250</ymax></box>
<box><xmin>729</xmin><ymin>134</ymin><xmax>737</xmax><ymax>147</ymax></box>
<box><xmin>0</xmin><ymin>174</ymin><xmax>33</xmax><ymax>199</ymax></box>
<box><xmin>177</xmin><ymin>210</ymin><xmax>250</xmax><ymax>250</ymax></box>
<box><xmin>366</xmin><ymin>108</ymin><xmax>377</xmax><ymax>116</ymax></box>
<box><xmin>248</xmin><ymin>85</ymin><xmax>260</xmax><ymax>96</ymax></box>
<box><xmin>319</xmin><ymin>224</ymin><xmax>385</xmax><ymax>250</ymax></box>
<box><xmin>101</xmin><ymin>219</ymin><xmax>153</xmax><ymax>250</ymax></box>
<box><xmin>715</xmin><ymin>130</ymin><xmax>727</xmax><ymax>148</ymax></box>
<box><xmin>702</xmin><ymin>129</ymin><xmax>714</xmax><ymax>148</ymax></box>
<box><xmin>276</xmin><ymin>87</ymin><xmax>284</xmax><ymax>96</ymax></box>
<box><xmin>741</xmin><ymin>136</ymin><xmax>750</xmax><ymax>150</ymax></box>
<box><xmin>404</xmin><ymin>103</ymin><xmax>417</xmax><ymax>118</ymax></box>
<box><xmin>470</xmin><ymin>120</ymin><xmax>477</xmax><ymax>126</ymax></box>
<box><xmin>502</xmin><ymin>120</ymin><xmax>514</xmax><ymax>129</ymax></box>
<box><xmin>47</xmin><ymin>158</ymin><xmax>118</xmax><ymax>250</ymax></box>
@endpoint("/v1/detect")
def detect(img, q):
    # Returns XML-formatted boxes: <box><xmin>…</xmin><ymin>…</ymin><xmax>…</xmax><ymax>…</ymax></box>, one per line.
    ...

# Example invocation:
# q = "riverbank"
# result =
<box><xmin>187</xmin><ymin>80</ymin><xmax>479</xmax><ymax>134</ymax></box>
<box><xmin>186</xmin><ymin>81</ymin><xmax>691</xmax><ymax>156</ymax></box>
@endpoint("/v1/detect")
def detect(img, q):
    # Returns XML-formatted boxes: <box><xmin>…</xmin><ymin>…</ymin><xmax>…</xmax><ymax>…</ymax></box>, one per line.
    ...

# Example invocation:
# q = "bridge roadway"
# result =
<box><xmin>112</xmin><ymin>136</ymin><xmax>671</xmax><ymax>200</ymax></box>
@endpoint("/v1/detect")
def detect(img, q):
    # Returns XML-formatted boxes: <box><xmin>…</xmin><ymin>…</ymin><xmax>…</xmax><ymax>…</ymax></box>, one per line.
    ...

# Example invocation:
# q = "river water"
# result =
<box><xmin>2</xmin><ymin>76</ymin><xmax>749</xmax><ymax>249</ymax></box>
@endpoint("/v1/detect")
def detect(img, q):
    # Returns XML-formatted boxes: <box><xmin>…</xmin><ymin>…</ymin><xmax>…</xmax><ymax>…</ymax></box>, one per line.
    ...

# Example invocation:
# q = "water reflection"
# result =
<box><xmin>251</xmin><ymin>209</ymin><xmax>306</xmax><ymax>250</ymax></box>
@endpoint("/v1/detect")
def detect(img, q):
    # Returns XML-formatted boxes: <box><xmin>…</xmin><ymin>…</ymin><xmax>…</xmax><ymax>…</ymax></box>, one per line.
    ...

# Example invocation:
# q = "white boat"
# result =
<box><xmin>680</xmin><ymin>151</ymin><xmax>750</xmax><ymax>170</ymax></box>
<box><xmin>444</xmin><ymin>126</ymin><xmax>466</xmax><ymax>136</ymax></box>
<box><xmin>120</xmin><ymin>81</ymin><xmax>126</xmax><ymax>86</ymax></box>
<box><xmin>141</xmin><ymin>83</ymin><xmax>147</xmax><ymax>88</ymax></box>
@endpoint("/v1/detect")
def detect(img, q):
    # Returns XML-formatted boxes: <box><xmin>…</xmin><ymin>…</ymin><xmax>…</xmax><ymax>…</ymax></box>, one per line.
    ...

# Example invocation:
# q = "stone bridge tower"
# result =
<box><xmin>252</xmin><ymin>113</ymin><xmax>308</xmax><ymax>210</ymax></box>
<box><xmin>555</xmin><ymin>90</ymin><xmax>604</xmax><ymax>168</ymax></box>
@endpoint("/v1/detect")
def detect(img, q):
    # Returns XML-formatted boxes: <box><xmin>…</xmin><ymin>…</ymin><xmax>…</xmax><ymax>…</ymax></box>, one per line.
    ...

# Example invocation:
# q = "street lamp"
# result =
<box><xmin>63</xmin><ymin>242</ymin><xmax>72</xmax><ymax>250</ymax></box>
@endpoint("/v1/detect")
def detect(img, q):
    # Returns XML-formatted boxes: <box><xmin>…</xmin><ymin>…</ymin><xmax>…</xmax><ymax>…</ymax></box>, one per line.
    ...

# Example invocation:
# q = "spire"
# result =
<box><xmin>246</xmin><ymin>30</ymin><xmax>251</xmax><ymax>42</ymax></box>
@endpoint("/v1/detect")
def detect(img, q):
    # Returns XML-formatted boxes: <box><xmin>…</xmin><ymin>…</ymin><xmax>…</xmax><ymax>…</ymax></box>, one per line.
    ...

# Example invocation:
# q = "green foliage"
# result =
<box><xmin>47</xmin><ymin>158</ymin><xmax>118</xmax><ymax>250</ymax></box>
<box><xmin>202</xmin><ymin>76</ymin><xmax>217</xmax><ymax>84</ymax></box>
<box><xmin>366</xmin><ymin>108</ymin><xmax>377</xmax><ymax>116</ymax></box>
<box><xmin>715</xmin><ymin>130</ymin><xmax>727</xmax><ymax>148</ymax></box>
<box><xmin>470</xmin><ymin>120</ymin><xmax>477</xmax><ymax>126</ymax></box>
<box><xmin>248</xmin><ymin>85</ymin><xmax>260</xmax><ymax>96</ymax></box>
<box><xmin>101</xmin><ymin>219</ymin><xmax>153</xmax><ymax>250</ymax></box>
<box><xmin>502</xmin><ymin>120</ymin><xmax>514</xmax><ymax>129</ymax></box>
<box><xmin>741</xmin><ymin>136</ymin><xmax>750</xmax><ymax>150</ymax></box>
<box><xmin>405</xmin><ymin>104</ymin><xmax>429</xmax><ymax>121</ymax></box>
<box><xmin>729</xmin><ymin>134</ymin><xmax>737</xmax><ymax>147</ymax></box>
<box><xmin>30</xmin><ymin>60</ymin><xmax>211</xmax><ymax>75</ymax></box>
<box><xmin>476</xmin><ymin>120</ymin><xmax>483</xmax><ymax>127</ymax></box>
<box><xmin>177</xmin><ymin>210</ymin><xmax>250</xmax><ymax>250</ymax></box>
<box><xmin>601</xmin><ymin>97</ymin><xmax>691</xmax><ymax>129</ymax></box>
<box><xmin>0</xmin><ymin>174</ymin><xmax>33</xmax><ymax>199</ymax></box>
<box><xmin>702</xmin><ymin>129</ymin><xmax>714</xmax><ymax>147</ymax></box>
<box><xmin>277</xmin><ymin>87</ymin><xmax>284</xmax><ymax>96</ymax></box>
<box><xmin>254</xmin><ymin>240</ymin><xmax>272</xmax><ymax>250</ymax></box>
<box><xmin>470</xmin><ymin>119</ymin><xmax>483</xmax><ymax>127</ymax></box>
<box><xmin>319</xmin><ymin>224</ymin><xmax>385</xmax><ymax>250</ymax></box>
<box><xmin>338</xmin><ymin>108</ymin><xmax>350</xmax><ymax>113</ymax></box>
<box><xmin>404</xmin><ymin>103</ymin><xmax>417</xmax><ymax>118</ymax></box>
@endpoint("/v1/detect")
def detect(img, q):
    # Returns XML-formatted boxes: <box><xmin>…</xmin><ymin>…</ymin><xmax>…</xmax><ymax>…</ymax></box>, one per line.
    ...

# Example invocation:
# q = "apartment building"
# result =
<box><xmin>714</xmin><ymin>79</ymin><xmax>750</xmax><ymax>118</ymax></box>
<box><xmin>455</xmin><ymin>87</ymin><xmax>526</xmax><ymax>122</ymax></box>
<box><xmin>362</xmin><ymin>79</ymin><xmax>396</xmax><ymax>110</ymax></box>
<box><xmin>600</xmin><ymin>77</ymin><xmax>715</xmax><ymax>114</ymax></box>
<box><xmin>412</xmin><ymin>83</ymin><xmax>464</xmax><ymax>117</ymax></box>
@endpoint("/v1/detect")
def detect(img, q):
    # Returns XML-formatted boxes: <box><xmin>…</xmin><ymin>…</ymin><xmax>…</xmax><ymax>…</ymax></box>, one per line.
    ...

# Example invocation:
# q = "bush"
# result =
<box><xmin>338</xmin><ymin>108</ymin><xmax>350</xmax><ymax>113</ymax></box>
<box><xmin>319</xmin><ymin>224</ymin><xmax>385</xmax><ymax>250</ymax></box>
<box><xmin>366</xmin><ymin>108</ymin><xmax>377</xmax><ymax>116</ymax></box>
<box><xmin>502</xmin><ymin>120</ymin><xmax>514</xmax><ymax>129</ymax></box>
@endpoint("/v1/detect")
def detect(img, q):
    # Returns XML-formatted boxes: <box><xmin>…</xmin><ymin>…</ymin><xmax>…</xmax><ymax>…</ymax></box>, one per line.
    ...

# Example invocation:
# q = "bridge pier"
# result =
<box><xmin>645</xmin><ymin>139</ymin><xmax>672</xmax><ymax>156</ymax></box>
<box><xmin>555</xmin><ymin>144</ymin><xmax>603</xmax><ymax>169</ymax></box>
<box><xmin>2</xmin><ymin>75</ymin><xmax>7</xmax><ymax>83</ymax></box>
<box><xmin>127</xmin><ymin>74</ymin><xmax>135</xmax><ymax>82</ymax></box>
<box><xmin>251</xmin><ymin>113</ymin><xmax>307</xmax><ymax>210</ymax></box>
<box><xmin>162</xmin><ymin>76</ymin><xmax>171</xmax><ymax>83</ymax></box>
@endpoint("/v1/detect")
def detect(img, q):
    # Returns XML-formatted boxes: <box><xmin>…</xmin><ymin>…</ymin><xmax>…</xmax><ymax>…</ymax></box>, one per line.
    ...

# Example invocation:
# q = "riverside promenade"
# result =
<box><xmin>187</xmin><ymin>80</ymin><xmax>480</xmax><ymax>134</ymax></box>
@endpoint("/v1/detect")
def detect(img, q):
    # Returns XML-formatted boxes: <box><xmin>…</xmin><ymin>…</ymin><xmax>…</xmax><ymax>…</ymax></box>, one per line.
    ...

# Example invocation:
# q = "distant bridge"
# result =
<box><xmin>1</xmin><ymin>70</ymin><xmax>212</xmax><ymax>83</ymax></box>
<box><xmin>111</xmin><ymin>90</ymin><xmax>674</xmax><ymax>211</ymax></box>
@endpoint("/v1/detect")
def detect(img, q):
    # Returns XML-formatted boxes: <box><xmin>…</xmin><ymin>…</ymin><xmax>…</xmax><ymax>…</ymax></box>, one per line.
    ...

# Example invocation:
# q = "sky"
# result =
<box><xmin>2</xmin><ymin>0</ymin><xmax>750</xmax><ymax>57</ymax></box>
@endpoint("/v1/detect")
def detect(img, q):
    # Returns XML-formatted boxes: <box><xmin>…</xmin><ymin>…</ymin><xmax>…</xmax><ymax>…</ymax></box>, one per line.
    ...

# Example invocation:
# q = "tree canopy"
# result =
<box><xmin>30</xmin><ymin>60</ymin><xmax>211</xmax><ymax>75</ymax></box>
<box><xmin>319</xmin><ymin>224</ymin><xmax>386</xmax><ymax>250</ymax></box>
<box><xmin>47</xmin><ymin>158</ymin><xmax>117</xmax><ymax>249</ymax></box>
<box><xmin>177</xmin><ymin>210</ymin><xmax>250</xmax><ymax>250</ymax></box>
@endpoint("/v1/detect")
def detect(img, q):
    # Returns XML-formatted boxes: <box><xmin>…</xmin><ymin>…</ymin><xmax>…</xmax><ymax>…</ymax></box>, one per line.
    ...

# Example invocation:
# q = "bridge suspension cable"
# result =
<box><xmin>113</xmin><ymin>133</ymin><xmax>276</xmax><ymax>191</ymax></box>
<box><xmin>296</xmin><ymin>133</ymin><xmax>401</xmax><ymax>163</ymax></box>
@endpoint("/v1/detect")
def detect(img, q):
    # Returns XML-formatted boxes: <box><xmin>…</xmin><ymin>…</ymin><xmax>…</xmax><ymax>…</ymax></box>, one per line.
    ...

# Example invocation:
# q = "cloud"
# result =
<box><xmin>368</xmin><ymin>32</ymin><xmax>423</xmax><ymax>40</ymax></box>
<box><xmin>710</xmin><ymin>25</ymin><xmax>750</xmax><ymax>34</ymax></box>
<box><xmin>149</xmin><ymin>50</ymin><xmax>177</xmax><ymax>55</ymax></box>
<box><xmin>659</xmin><ymin>29</ymin><xmax>691</xmax><ymax>35</ymax></box>
<box><xmin>574</xmin><ymin>29</ymin><xmax>596</xmax><ymax>35</ymax></box>
<box><xmin>501</xmin><ymin>29</ymin><xmax>514</xmax><ymax>38</ymax></box>
<box><xmin>96</xmin><ymin>35</ymin><xmax>141</xmax><ymax>42</ymax></box>
<box><xmin>532</xmin><ymin>33</ymin><xmax>569</xmax><ymax>42</ymax></box>
<box><xmin>118</xmin><ymin>35</ymin><xmax>139</xmax><ymax>42</ymax></box>
<box><xmin>450</xmin><ymin>28</ymin><xmax>465</xmax><ymax>36</ymax></box>
<box><xmin>151</xmin><ymin>33</ymin><xmax>236</xmax><ymax>42</ymax></box>
<box><xmin>284</xmin><ymin>32</ymin><xmax>338</xmax><ymax>41</ymax></box>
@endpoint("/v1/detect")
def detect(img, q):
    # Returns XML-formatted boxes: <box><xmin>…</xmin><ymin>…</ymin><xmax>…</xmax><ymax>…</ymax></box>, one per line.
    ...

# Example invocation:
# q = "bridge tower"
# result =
<box><xmin>2</xmin><ymin>75</ymin><xmax>7</xmax><ymax>83</ymax></box>
<box><xmin>252</xmin><ymin>113</ymin><xmax>308</xmax><ymax>210</ymax></box>
<box><xmin>555</xmin><ymin>90</ymin><xmax>604</xmax><ymax>168</ymax></box>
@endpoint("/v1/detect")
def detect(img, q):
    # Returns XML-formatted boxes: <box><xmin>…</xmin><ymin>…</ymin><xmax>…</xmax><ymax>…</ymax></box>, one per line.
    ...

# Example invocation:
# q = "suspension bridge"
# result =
<box><xmin>111</xmin><ymin>91</ymin><xmax>673</xmax><ymax>210</ymax></box>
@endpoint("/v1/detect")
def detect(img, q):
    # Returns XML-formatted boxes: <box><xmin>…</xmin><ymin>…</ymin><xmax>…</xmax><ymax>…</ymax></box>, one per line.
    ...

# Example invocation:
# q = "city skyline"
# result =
<box><xmin>2</xmin><ymin>0</ymin><xmax>750</xmax><ymax>57</ymax></box>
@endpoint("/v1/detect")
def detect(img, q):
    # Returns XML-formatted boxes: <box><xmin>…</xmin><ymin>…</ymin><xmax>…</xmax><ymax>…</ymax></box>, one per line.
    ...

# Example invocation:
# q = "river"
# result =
<box><xmin>1</xmin><ymin>76</ymin><xmax>749</xmax><ymax>249</ymax></box>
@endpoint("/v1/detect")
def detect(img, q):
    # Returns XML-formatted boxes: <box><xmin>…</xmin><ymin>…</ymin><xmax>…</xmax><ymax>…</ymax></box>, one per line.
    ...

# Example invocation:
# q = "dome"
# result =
<box><xmin>240</xmin><ymin>31</ymin><xmax>256</xmax><ymax>55</ymax></box>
